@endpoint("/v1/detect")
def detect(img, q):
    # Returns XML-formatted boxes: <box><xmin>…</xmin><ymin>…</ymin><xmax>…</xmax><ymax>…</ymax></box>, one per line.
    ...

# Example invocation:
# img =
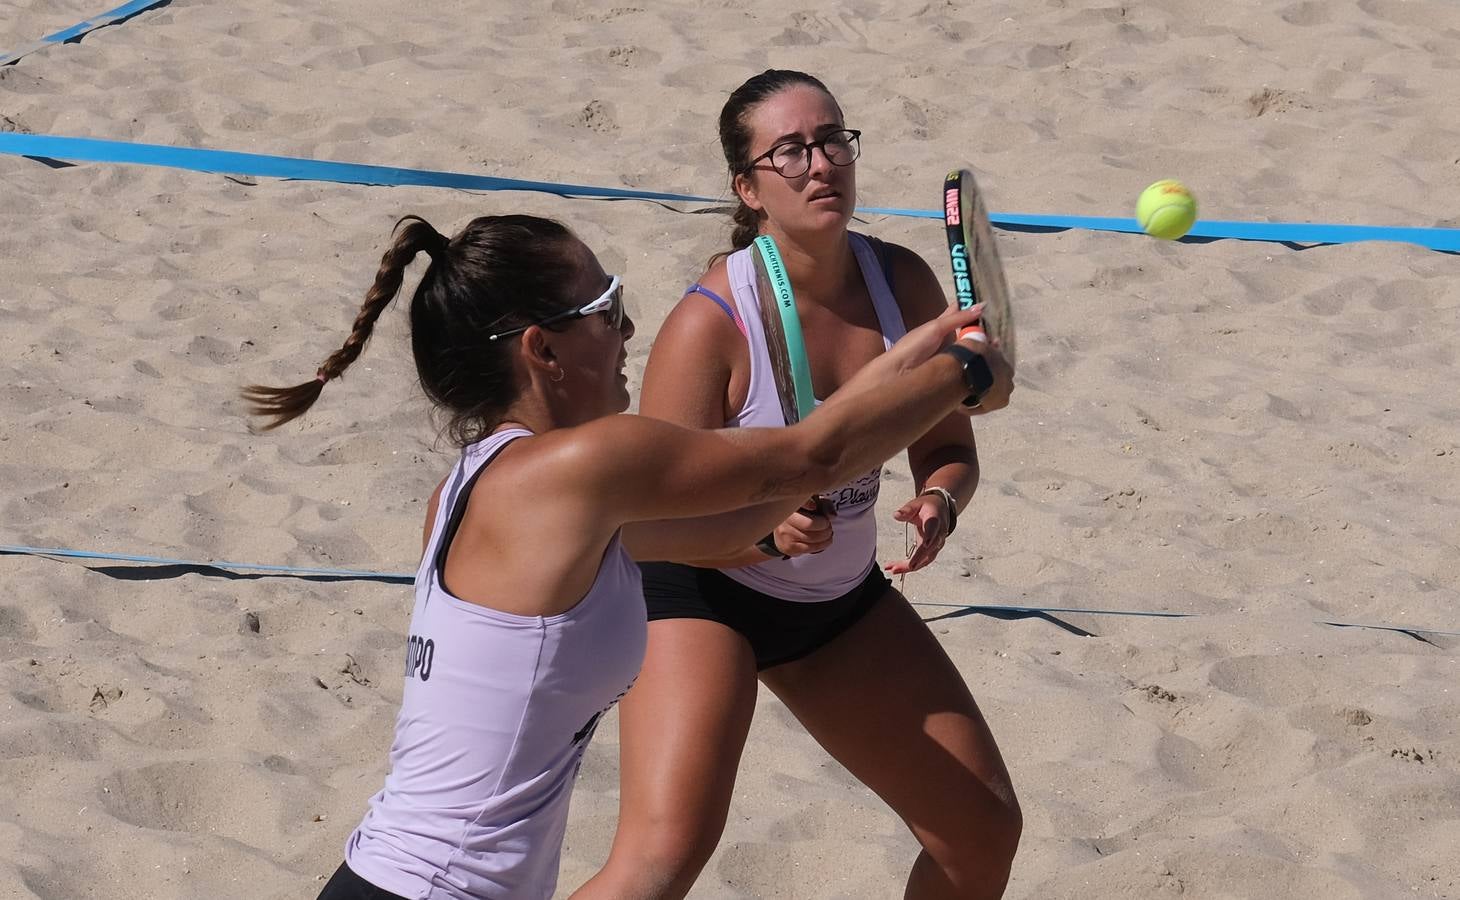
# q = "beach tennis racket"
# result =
<box><xmin>751</xmin><ymin>234</ymin><xmax>816</xmax><ymax>424</ymax></box>
<box><xmin>751</xmin><ymin>235</ymin><xmax>835</xmax><ymax>522</ymax></box>
<box><xmin>942</xmin><ymin>168</ymin><xmax>1016</xmax><ymax>372</ymax></box>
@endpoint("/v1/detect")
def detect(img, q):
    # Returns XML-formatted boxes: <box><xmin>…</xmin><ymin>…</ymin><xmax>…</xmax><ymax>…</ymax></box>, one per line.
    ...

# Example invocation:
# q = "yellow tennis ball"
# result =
<box><xmin>1136</xmin><ymin>179</ymin><xmax>1198</xmax><ymax>240</ymax></box>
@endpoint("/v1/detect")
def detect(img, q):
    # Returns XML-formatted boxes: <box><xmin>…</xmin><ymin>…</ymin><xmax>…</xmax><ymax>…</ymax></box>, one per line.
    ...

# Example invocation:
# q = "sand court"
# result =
<box><xmin>3</xmin><ymin>1</ymin><xmax>1458</xmax><ymax>897</ymax></box>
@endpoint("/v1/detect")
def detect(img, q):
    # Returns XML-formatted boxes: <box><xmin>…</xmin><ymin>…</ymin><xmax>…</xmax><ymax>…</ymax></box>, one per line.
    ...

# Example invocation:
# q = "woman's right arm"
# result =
<box><xmin>549</xmin><ymin>307</ymin><xmax>996</xmax><ymax>531</ymax></box>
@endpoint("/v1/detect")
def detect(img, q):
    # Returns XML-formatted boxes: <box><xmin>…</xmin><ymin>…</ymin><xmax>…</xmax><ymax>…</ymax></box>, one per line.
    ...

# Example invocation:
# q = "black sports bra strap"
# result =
<box><xmin>433</xmin><ymin>434</ymin><xmax>528</xmax><ymax>587</ymax></box>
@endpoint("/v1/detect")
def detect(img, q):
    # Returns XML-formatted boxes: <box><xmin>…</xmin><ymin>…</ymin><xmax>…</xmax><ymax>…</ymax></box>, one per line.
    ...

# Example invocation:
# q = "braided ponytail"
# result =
<box><xmin>243</xmin><ymin>215</ymin><xmax>447</xmax><ymax>429</ymax></box>
<box><xmin>245</xmin><ymin>213</ymin><xmax>581</xmax><ymax>444</ymax></box>
<box><xmin>728</xmin><ymin>201</ymin><xmax>760</xmax><ymax>252</ymax></box>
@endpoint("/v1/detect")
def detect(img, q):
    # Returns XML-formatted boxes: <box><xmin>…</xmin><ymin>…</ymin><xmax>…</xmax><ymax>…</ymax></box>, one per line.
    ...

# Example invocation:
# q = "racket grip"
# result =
<box><xmin>956</xmin><ymin>322</ymin><xmax>987</xmax><ymax>343</ymax></box>
<box><xmin>801</xmin><ymin>495</ymin><xmax>836</xmax><ymax>518</ymax></box>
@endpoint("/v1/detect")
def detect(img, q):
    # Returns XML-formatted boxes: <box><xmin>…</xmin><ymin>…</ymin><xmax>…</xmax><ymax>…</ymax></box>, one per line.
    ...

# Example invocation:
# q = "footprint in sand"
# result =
<box><xmin>1247</xmin><ymin>86</ymin><xmax>1313</xmax><ymax>118</ymax></box>
<box><xmin>1279</xmin><ymin>1</ymin><xmax>1332</xmax><ymax>26</ymax></box>
<box><xmin>574</xmin><ymin>99</ymin><xmax>619</xmax><ymax>134</ymax></box>
<box><xmin>98</xmin><ymin>760</ymin><xmax>320</xmax><ymax>847</ymax></box>
<box><xmin>1207</xmin><ymin>654</ymin><xmax>1323</xmax><ymax>706</ymax></box>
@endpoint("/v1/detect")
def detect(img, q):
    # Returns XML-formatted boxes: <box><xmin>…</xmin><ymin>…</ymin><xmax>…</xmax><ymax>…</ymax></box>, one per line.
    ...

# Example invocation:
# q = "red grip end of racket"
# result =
<box><xmin>956</xmin><ymin>322</ymin><xmax>987</xmax><ymax>342</ymax></box>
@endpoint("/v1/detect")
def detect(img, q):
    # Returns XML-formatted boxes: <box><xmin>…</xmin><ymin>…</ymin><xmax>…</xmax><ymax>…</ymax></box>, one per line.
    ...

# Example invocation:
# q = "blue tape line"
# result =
<box><xmin>2</xmin><ymin>133</ymin><xmax>1456</xmax><ymax>251</ymax></box>
<box><xmin>0</xmin><ymin>544</ymin><xmax>414</xmax><ymax>583</ymax></box>
<box><xmin>912</xmin><ymin>601</ymin><xmax>1194</xmax><ymax>619</ymax></box>
<box><xmin>0</xmin><ymin>133</ymin><xmax>716</xmax><ymax>204</ymax></box>
<box><xmin>6</xmin><ymin>543</ymin><xmax>1457</xmax><ymax>636</ymax></box>
<box><xmin>0</xmin><ymin>0</ymin><xmax>169</xmax><ymax>66</ymax></box>
<box><xmin>1320</xmin><ymin>620</ymin><xmax>1460</xmax><ymax>639</ymax></box>
<box><xmin>858</xmin><ymin>206</ymin><xmax>1460</xmax><ymax>252</ymax></box>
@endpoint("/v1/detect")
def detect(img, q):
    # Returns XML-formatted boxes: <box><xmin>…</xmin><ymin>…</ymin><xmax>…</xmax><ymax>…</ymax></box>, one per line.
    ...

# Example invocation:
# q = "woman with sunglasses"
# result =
<box><xmin>579</xmin><ymin>71</ymin><xmax>1022</xmax><ymax>899</ymax></box>
<box><xmin>245</xmin><ymin>212</ymin><xmax>1005</xmax><ymax>900</ymax></box>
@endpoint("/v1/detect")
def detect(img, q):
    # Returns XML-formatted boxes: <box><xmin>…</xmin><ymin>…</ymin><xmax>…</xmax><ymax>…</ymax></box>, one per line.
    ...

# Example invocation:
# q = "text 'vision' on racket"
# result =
<box><xmin>942</xmin><ymin>168</ymin><xmax>1017</xmax><ymax>371</ymax></box>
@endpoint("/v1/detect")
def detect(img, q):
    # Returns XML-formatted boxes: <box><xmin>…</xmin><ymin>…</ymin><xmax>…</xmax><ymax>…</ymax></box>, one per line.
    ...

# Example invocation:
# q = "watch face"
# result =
<box><xmin>947</xmin><ymin>344</ymin><xmax>994</xmax><ymax>403</ymax></box>
<box><xmin>968</xmin><ymin>353</ymin><xmax>995</xmax><ymax>395</ymax></box>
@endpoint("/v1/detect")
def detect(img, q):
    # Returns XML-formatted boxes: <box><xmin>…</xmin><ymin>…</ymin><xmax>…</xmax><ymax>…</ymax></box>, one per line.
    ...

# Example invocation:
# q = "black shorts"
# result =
<box><xmin>316</xmin><ymin>862</ymin><xmax>406</xmax><ymax>900</ymax></box>
<box><xmin>641</xmin><ymin>561</ymin><xmax>891</xmax><ymax>670</ymax></box>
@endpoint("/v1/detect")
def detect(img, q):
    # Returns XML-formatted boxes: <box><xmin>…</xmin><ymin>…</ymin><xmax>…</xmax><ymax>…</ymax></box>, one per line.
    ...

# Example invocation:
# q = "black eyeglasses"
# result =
<box><xmin>742</xmin><ymin>129</ymin><xmax>862</xmax><ymax>178</ymax></box>
<box><xmin>486</xmin><ymin>276</ymin><xmax>624</xmax><ymax>341</ymax></box>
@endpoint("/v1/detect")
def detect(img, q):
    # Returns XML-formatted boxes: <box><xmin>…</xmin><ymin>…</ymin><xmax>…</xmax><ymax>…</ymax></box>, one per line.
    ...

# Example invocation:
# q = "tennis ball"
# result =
<box><xmin>1136</xmin><ymin>179</ymin><xmax>1198</xmax><ymax>240</ymax></box>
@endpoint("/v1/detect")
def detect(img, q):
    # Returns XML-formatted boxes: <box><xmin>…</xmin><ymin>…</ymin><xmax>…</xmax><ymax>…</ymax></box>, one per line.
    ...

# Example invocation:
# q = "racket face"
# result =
<box><xmin>943</xmin><ymin>169</ymin><xmax>1017</xmax><ymax>368</ymax></box>
<box><xmin>751</xmin><ymin>235</ymin><xmax>815</xmax><ymax>423</ymax></box>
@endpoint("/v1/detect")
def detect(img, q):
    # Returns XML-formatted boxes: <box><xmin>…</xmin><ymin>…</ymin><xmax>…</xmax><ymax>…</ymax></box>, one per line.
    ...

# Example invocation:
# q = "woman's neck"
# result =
<box><xmin>492</xmin><ymin>397</ymin><xmax>558</xmax><ymax>436</ymax></box>
<box><xmin>764</xmin><ymin>226</ymin><xmax>859</xmax><ymax>309</ymax></box>
<box><xmin>496</xmin><ymin>391</ymin><xmax>615</xmax><ymax>436</ymax></box>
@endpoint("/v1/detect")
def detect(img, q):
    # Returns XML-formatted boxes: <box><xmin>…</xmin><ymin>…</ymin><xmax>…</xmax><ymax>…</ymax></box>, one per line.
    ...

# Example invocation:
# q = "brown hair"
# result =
<box><xmin>243</xmin><ymin>214</ymin><xmax>583</xmax><ymax>445</ymax></box>
<box><xmin>718</xmin><ymin>69</ymin><xmax>841</xmax><ymax>250</ymax></box>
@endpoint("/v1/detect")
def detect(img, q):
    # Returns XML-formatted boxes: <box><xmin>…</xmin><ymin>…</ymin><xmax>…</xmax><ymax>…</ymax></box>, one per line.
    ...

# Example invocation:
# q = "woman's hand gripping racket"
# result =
<box><xmin>885</xmin><ymin>172</ymin><xmax>1020</xmax><ymax>583</ymax></box>
<box><xmin>942</xmin><ymin>168</ymin><xmax>1016</xmax><ymax>409</ymax></box>
<box><xmin>751</xmin><ymin>235</ymin><xmax>836</xmax><ymax>546</ymax></box>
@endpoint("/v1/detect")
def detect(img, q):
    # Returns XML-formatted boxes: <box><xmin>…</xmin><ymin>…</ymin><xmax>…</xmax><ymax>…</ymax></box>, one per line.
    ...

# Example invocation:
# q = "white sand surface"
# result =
<box><xmin>2</xmin><ymin>1</ymin><xmax>1457</xmax><ymax>897</ymax></box>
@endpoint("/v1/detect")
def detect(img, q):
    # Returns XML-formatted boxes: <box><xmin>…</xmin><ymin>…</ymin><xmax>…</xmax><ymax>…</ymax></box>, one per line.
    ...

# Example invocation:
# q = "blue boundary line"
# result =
<box><xmin>2</xmin><ymin>132</ymin><xmax>1458</xmax><ymax>252</ymax></box>
<box><xmin>0</xmin><ymin>543</ymin><xmax>414</xmax><ymax>583</ymax></box>
<box><xmin>910</xmin><ymin>601</ymin><xmax>1193</xmax><ymax>619</ymax></box>
<box><xmin>1320</xmin><ymin>620</ymin><xmax>1460</xmax><ymax>639</ymax></box>
<box><xmin>860</xmin><ymin>206</ymin><xmax>1460</xmax><ymax>252</ymax></box>
<box><xmin>1</xmin><ymin>0</ymin><xmax>169</xmax><ymax>66</ymax></box>
<box><xmin>0</xmin><ymin>133</ymin><xmax>716</xmax><ymax>204</ymax></box>
<box><xmin>6</xmin><ymin>543</ymin><xmax>1455</xmax><ymax>636</ymax></box>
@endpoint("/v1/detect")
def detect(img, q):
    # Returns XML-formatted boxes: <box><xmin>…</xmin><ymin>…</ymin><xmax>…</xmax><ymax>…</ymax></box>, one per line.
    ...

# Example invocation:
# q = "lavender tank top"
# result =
<box><xmin>719</xmin><ymin>233</ymin><xmax>907</xmax><ymax>602</ymax></box>
<box><xmin>345</xmin><ymin>428</ymin><xmax>646</xmax><ymax>900</ymax></box>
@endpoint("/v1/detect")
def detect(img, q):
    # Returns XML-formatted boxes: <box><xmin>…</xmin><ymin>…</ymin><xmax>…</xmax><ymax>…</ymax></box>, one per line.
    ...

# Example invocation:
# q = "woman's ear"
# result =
<box><xmin>520</xmin><ymin>325</ymin><xmax>562</xmax><ymax>381</ymax></box>
<box><xmin>733</xmin><ymin>172</ymin><xmax>765</xmax><ymax>214</ymax></box>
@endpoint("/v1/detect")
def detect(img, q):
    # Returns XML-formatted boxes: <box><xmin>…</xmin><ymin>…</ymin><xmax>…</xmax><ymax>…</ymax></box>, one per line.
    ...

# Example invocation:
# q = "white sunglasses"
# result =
<box><xmin>487</xmin><ymin>275</ymin><xmax>624</xmax><ymax>341</ymax></box>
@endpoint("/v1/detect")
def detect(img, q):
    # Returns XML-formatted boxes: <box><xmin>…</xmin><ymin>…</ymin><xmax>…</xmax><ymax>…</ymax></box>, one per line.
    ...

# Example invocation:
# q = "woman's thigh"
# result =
<box><xmin>577</xmin><ymin>617</ymin><xmax>760</xmax><ymax>898</ymax></box>
<box><xmin>760</xmin><ymin>588</ymin><xmax>1020</xmax><ymax>877</ymax></box>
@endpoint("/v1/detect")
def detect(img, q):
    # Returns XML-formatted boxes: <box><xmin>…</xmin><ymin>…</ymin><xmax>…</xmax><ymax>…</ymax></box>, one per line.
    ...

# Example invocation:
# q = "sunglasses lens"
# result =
<box><xmin>611</xmin><ymin>286</ymin><xmax>625</xmax><ymax>328</ymax></box>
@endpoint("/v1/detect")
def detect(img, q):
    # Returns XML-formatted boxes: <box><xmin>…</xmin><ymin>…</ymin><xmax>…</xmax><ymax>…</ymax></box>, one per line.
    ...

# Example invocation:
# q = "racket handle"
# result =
<box><xmin>956</xmin><ymin>322</ymin><xmax>987</xmax><ymax>343</ymax></box>
<box><xmin>801</xmin><ymin>495</ymin><xmax>836</xmax><ymax>517</ymax></box>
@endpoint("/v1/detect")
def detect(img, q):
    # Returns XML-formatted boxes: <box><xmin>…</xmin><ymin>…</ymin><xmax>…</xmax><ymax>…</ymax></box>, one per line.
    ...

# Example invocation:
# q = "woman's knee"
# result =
<box><xmin>992</xmin><ymin>791</ymin><xmax>1023</xmax><ymax>858</ymax></box>
<box><xmin>594</xmin><ymin>811</ymin><xmax>727</xmax><ymax>898</ymax></box>
<box><xmin>927</xmin><ymin>785</ymin><xmax>1023</xmax><ymax>875</ymax></box>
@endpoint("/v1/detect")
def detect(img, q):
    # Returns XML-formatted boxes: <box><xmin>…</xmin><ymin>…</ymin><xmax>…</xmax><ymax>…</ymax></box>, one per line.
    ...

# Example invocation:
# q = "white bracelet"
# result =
<box><xmin>918</xmin><ymin>486</ymin><xmax>959</xmax><ymax>535</ymax></box>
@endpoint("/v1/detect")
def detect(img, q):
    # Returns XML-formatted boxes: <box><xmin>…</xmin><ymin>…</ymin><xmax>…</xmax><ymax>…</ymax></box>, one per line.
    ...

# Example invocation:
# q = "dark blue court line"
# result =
<box><xmin>3</xmin><ymin>132</ymin><xmax>1458</xmax><ymax>252</ymax></box>
<box><xmin>1</xmin><ymin>0</ymin><xmax>169</xmax><ymax>66</ymax></box>
<box><xmin>1321</xmin><ymin>620</ymin><xmax>1460</xmax><ymax>640</ymax></box>
<box><xmin>911</xmin><ymin>601</ymin><xmax>1194</xmax><ymax>619</ymax></box>
<box><xmin>0</xmin><ymin>544</ymin><xmax>414</xmax><ymax>584</ymax></box>
<box><xmin>6</xmin><ymin>543</ymin><xmax>1456</xmax><ymax>637</ymax></box>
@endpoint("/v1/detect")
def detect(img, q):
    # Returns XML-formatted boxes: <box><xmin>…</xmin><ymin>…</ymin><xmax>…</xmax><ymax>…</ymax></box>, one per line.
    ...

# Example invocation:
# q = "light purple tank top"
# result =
<box><xmin>345</xmin><ymin>428</ymin><xmax>646</xmax><ymax>900</ymax></box>
<box><xmin>719</xmin><ymin>233</ymin><xmax>907</xmax><ymax>602</ymax></box>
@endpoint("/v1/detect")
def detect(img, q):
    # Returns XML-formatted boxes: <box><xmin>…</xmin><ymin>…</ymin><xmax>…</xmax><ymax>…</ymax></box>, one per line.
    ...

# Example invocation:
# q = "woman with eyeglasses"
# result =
<box><xmin>244</xmin><ymin>212</ymin><xmax>1004</xmax><ymax>900</ymax></box>
<box><xmin>578</xmin><ymin>71</ymin><xmax>1022</xmax><ymax>899</ymax></box>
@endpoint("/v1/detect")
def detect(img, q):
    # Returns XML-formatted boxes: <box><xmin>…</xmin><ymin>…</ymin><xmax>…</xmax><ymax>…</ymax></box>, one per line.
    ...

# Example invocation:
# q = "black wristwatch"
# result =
<box><xmin>941</xmin><ymin>343</ymin><xmax>995</xmax><ymax>408</ymax></box>
<box><xmin>755</xmin><ymin>532</ymin><xmax>789</xmax><ymax>560</ymax></box>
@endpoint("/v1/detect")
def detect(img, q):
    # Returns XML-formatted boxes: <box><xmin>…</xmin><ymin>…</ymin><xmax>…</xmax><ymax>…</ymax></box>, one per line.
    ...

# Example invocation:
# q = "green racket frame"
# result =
<box><xmin>752</xmin><ymin>235</ymin><xmax>816</xmax><ymax>421</ymax></box>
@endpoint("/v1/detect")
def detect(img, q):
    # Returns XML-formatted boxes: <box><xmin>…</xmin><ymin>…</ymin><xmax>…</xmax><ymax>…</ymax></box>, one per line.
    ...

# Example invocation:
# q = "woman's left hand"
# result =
<box><xmin>884</xmin><ymin>491</ymin><xmax>951</xmax><ymax>575</ymax></box>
